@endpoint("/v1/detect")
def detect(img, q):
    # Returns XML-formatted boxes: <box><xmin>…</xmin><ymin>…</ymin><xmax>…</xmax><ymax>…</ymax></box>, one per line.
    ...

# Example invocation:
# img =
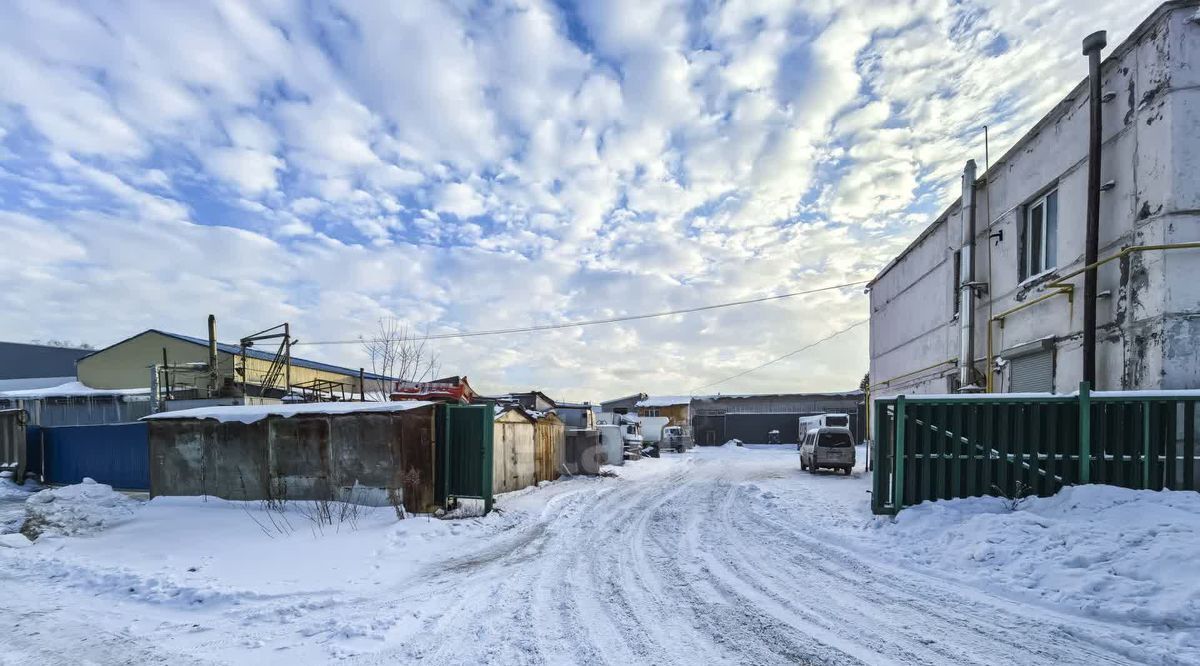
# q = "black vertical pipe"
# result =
<box><xmin>1082</xmin><ymin>30</ymin><xmax>1107</xmax><ymax>387</ymax></box>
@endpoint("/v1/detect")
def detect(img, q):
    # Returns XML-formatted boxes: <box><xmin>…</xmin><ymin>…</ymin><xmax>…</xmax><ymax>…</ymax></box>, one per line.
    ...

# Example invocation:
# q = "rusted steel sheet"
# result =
<box><xmin>148</xmin><ymin>405</ymin><xmax>439</xmax><ymax>512</ymax></box>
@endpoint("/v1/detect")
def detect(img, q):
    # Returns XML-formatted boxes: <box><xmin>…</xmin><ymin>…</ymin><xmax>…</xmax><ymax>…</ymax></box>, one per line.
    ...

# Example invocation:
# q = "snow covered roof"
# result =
<box><xmin>635</xmin><ymin>395</ymin><xmax>692</xmax><ymax>408</ymax></box>
<box><xmin>0</xmin><ymin>376</ymin><xmax>77</xmax><ymax>392</ymax></box>
<box><xmin>143</xmin><ymin>400</ymin><xmax>435</xmax><ymax>424</ymax></box>
<box><xmin>0</xmin><ymin>381</ymin><xmax>151</xmax><ymax>399</ymax></box>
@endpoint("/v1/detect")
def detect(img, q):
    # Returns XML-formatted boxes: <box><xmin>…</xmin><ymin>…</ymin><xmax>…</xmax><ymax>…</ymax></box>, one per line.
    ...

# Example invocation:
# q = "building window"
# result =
<box><xmin>643</xmin><ymin>408</ymin><xmax>660</xmax><ymax>417</ymax></box>
<box><xmin>1021</xmin><ymin>189</ymin><xmax>1058</xmax><ymax>280</ymax></box>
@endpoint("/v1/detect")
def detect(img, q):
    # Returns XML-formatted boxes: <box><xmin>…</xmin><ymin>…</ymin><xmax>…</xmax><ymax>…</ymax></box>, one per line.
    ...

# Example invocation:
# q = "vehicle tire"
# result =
<box><xmin>800</xmin><ymin>456</ymin><xmax>807</xmax><ymax>470</ymax></box>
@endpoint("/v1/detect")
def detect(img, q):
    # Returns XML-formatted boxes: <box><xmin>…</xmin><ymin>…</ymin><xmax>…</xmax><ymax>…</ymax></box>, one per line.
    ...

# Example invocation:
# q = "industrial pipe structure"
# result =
<box><xmin>1082</xmin><ymin>30</ymin><xmax>1107</xmax><ymax>386</ymax></box>
<box><xmin>208</xmin><ymin>314</ymin><xmax>219</xmax><ymax>396</ymax></box>
<box><xmin>958</xmin><ymin>160</ymin><xmax>979</xmax><ymax>390</ymax></box>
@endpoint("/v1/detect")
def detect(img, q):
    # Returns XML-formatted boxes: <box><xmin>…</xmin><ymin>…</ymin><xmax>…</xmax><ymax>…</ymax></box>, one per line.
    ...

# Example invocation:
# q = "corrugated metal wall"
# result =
<box><xmin>2</xmin><ymin>397</ymin><xmax>153</xmax><ymax>427</ymax></box>
<box><xmin>29</xmin><ymin>422</ymin><xmax>149</xmax><ymax>490</ymax></box>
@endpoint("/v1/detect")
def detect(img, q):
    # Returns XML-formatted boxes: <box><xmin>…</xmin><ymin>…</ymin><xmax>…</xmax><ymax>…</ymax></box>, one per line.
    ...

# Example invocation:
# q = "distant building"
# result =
<box><xmin>0</xmin><ymin>341</ymin><xmax>92</xmax><ymax>391</ymax></box>
<box><xmin>78</xmin><ymin>329</ymin><xmax>390</xmax><ymax>402</ymax></box>
<box><xmin>868</xmin><ymin>2</ymin><xmax>1200</xmax><ymax>396</ymax></box>
<box><xmin>599</xmin><ymin>393</ymin><xmax>647</xmax><ymax>415</ymax></box>
<box><xmin>690</xmin><ymin>392</ymin><xmax>864</xmax><ymax>445</ymax></box>
<box><xmin>635</xmin><ymin>396</ymin><xmax>691</xmax><ymax>426</ymax></box>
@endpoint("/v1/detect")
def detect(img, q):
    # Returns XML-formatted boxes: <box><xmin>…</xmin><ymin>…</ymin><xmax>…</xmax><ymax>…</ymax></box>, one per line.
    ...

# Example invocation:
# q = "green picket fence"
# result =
<box><xmin>871</xmin><ymin>383</ymin><xmax>1200</xmax><ymax>515</ymax></box>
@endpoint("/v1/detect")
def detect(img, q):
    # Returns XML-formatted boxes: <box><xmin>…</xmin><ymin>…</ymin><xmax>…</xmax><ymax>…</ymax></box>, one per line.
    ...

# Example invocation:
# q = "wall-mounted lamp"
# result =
<box><xmin>1100</xmin><ymin>180</ymin><xmax>1116</xmax><ymax>191</ymax></box>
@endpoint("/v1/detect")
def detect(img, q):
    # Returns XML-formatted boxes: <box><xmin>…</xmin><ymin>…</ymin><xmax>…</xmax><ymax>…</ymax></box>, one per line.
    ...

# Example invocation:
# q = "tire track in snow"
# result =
<box><xmin>724</xmin><ymin>475</ymin><xmax>1150</xmax><ymax>665</ymax></box>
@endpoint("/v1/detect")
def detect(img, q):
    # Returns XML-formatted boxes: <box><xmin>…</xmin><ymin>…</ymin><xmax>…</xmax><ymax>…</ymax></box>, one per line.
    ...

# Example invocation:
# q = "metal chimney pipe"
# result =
<box><xmin>958</xmin><ymin>159</ymin><xmax>978</xmax><ymax>389</ymax></box>
<box><xmin>207</xmin><ymin>314</ymin><xmax>219</xmax><ymax>395</ymax></box>
<box><xmin>1082</xmin><ymin>30</ymin><xmax>1107</xmax><ymax>387</ymax></box>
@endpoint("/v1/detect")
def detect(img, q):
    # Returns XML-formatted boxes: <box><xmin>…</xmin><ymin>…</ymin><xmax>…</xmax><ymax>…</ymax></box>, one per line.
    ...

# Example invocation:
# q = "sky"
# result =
<box><xmin>0</xmin><ymin>0</ymin><xmax>1161</xmax><ymax>401</ymax></box>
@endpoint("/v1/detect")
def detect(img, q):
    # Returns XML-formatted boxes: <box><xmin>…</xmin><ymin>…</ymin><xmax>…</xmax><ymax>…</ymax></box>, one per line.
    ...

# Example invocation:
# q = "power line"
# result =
<box><xmin>294</xmin><ymin>279</ymin><xmax>869</xmax><ymax>345</ymax></box>
<box><xmin>689</xmin><ymin>319</ymin><xmax>868</xmax><ymax>394</ymax></box>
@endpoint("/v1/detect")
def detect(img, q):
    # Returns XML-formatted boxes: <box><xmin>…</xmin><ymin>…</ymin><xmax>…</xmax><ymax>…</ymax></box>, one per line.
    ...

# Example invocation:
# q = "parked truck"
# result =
<box><xmin>659</xmin><ymin>425</ymin><xmax>694</xmax><ymax>453</ymax></box>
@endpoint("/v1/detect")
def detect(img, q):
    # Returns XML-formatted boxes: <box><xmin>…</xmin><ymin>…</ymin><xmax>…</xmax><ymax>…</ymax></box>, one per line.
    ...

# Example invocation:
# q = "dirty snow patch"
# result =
<box><xmin>22</xmin><ymin>478</ymin><xmax>140</xmax><ymax>538</ymax></box>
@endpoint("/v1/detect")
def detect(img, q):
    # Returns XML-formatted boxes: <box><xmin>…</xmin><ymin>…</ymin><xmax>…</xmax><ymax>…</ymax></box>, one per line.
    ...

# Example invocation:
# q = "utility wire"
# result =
<box><xmin>294</xmin><ymin>279</ymin><xmax>869</xmax><ymax>345</ymax></box>
<box><xmin>689</xmin><ymin>319</ymin><xmax>868</xmax><ymax>394</ymax></box>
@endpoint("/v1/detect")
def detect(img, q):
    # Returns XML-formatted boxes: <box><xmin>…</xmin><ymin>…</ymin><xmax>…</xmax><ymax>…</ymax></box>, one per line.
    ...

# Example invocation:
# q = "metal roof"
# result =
<box><xmin>83</xmin><ymin>330</ymin><xmax>394</xmax><ymax>382</ymax></box>
<box><xmin>0</xmin><ymin>341</ymin><xmax>92</xmax><ymax>380</ymax></box>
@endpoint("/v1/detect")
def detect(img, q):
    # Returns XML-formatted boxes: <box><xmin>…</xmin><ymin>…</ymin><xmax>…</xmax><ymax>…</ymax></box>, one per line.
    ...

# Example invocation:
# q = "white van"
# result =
<box><xmin>797</xmin><ymin>413</ymin><xmax>851</xmax><ymax>450</ymax></box>
<box><xmin>799</xmin><ymin>426</ymin><xmax>855</xmax><ymax>475</ymax></box>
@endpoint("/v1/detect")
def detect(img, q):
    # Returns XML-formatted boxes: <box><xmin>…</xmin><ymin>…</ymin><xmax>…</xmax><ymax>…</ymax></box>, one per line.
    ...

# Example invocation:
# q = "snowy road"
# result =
<box><xmin>0</xmin><ymin>446</ymin><xmax>1189</xmax><ymax>664</ymax></box>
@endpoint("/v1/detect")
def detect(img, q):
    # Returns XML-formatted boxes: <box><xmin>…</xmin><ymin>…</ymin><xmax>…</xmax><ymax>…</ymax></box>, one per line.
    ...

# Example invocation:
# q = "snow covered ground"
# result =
<box><xmin>0</xmin><ymin>445</ymin><xmax>1195</xmax><ymax>665</ymax></box>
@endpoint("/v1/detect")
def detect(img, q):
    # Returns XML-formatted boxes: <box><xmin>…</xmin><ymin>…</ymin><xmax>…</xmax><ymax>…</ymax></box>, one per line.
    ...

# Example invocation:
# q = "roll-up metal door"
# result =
<box><xmin>1009</xmin><ymin>349</ymin><xmax>1054</xmax><ymax>392</ymax></box>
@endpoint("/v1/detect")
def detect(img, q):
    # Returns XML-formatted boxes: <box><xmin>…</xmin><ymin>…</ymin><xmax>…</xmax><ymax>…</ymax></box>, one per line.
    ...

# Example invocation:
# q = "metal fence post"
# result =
<box><xmin>893</xmin><ymin>395</ymin><xmax>907</xmax><ymax>511</ymax></box>
<box><xmin>1142</xmin><ymin>401</ymin><xmax>1151</xmax><ymax>490</ymax></box>
<box><xmin>1079</xmin><ymin>382</ymin><xmax>1091</xmax><ymax>484</ymax></box>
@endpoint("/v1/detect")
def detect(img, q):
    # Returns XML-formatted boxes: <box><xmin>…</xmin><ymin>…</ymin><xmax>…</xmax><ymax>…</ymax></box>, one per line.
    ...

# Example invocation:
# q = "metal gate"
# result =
<box><xmin>437</xmin><ymin>404</ymin><xmax>494</xmax><ymax>512</ymax></box>
<box><xmin>30</xmin><ymin>422</ymin><xmax>150</xmax><ymax>490</ymax></box>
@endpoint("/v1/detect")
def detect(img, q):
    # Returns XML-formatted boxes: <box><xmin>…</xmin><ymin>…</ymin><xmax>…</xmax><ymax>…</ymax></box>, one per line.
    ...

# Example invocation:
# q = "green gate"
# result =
<box><xmin>872</xmin><ymin>383</ymin><xmax>1200</xmax><ymax>514</ymax></box>
<box><xmin>437</xmin><ymin>403</ymin><xmax>494</xmax><ymax>512</ymax></box>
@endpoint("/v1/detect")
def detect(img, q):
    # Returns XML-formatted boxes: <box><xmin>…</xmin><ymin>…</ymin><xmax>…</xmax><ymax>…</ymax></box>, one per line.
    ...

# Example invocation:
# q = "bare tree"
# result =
<box><xmin>360</xmin><ymin>318</ymin><xmax>441</xmax><ymax>398</ymax></box>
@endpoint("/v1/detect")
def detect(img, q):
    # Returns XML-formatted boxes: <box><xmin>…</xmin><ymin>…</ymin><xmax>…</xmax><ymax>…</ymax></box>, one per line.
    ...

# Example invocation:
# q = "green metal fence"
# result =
<box><xmin>436</xmin><ymin>403</ymin><xmax>495</xmax><ymax>513</ymax></box>
<box><xmin>871</xmin><ymin>383</ymin><xmax>1200</xmax><ymax>515</ymax></box>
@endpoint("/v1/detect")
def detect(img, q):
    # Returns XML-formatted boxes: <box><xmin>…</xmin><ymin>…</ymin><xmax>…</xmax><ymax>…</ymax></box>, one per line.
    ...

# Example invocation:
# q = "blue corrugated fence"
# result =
<box><xmin>25</xmin><ymin>422</ymin><xmax>149</xmax><ymax>490</ymax></box>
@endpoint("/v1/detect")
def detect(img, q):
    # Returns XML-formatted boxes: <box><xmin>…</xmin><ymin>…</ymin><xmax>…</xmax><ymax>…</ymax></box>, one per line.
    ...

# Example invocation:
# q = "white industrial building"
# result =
<box><xmin>867</xmin><ymin>2</ymin><xmax>1200</xmax><ymax>397</ymax></box>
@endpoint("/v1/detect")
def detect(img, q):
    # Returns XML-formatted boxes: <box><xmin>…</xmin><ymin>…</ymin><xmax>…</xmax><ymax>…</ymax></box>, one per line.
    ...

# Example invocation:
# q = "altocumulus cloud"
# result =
<box><xmin>0</xmin><ymin>0</ymin><xmax>1159</xmax><ymax>398</ymax></box>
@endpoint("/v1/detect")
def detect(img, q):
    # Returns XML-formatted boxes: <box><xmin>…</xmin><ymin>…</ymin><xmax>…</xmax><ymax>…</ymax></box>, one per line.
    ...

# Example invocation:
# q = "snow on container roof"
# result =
<box><xmin>635</xmin><ymin>395</ymin><xmax>692</xmax><ymax>407</ymax></box>
<box><xmin>0</xmin><ymin>381</ymin><xmax>151</xmax><ymax>399</ymax></box>
<box><xmin>143</xmin><ymin>400</ymin><xmax>435</xmax><ymax>424</ymax></box>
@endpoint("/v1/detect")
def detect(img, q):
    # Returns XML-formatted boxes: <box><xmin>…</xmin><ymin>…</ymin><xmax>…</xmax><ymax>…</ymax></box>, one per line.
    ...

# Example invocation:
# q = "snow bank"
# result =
<box><xmin>22</xmin><ymin>478</ymin><xmax>140</xmax><ymax>538</ymax></box>
<box><xmin>869</xmin><ymin>485</ymin><xmax>1200</xmax><ymax>628</ymax></box>
<box><xmin>0</xmin><ymin>472</ymin><xmax>40</xmax><ymax>500</ymax></box>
